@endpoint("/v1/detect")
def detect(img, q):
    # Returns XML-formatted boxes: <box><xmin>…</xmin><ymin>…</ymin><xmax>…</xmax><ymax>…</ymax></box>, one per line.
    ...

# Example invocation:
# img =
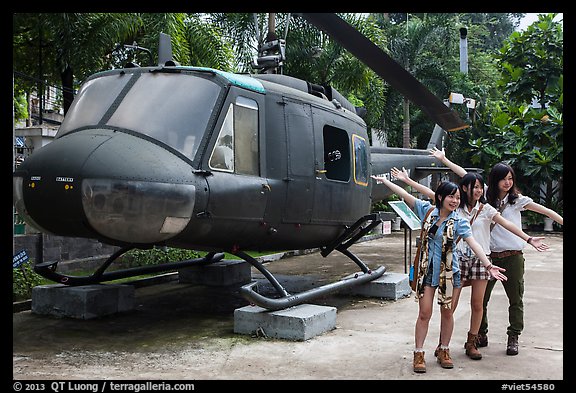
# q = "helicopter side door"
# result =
<box><xmin>282</xmin><ymin>97</ymin><xmax>315</xmax><ymax>224</ymax></box>
<box><xmin>311</xmin><ymin>109</ymin><xmax>372</xmax><ymax>225</ymax></box>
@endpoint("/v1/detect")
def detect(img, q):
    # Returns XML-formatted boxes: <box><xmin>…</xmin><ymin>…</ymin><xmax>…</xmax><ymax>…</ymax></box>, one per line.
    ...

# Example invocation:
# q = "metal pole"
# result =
<box><xmin>459</xmin><ymin>27</ymin><xmax>468</xmax><ymax>74</ymax></box>
<box><xmin>404</xmin><ymin>224</ymin><xmax>408</xmax><ymax>274</ymax></box>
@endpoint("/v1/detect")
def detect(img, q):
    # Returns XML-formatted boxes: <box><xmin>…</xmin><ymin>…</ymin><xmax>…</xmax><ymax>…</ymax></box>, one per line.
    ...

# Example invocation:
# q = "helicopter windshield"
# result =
<box><xmin>58</xmin><ymin>72</ymin><xmax>222</xmax><ymax>160</ymax></box>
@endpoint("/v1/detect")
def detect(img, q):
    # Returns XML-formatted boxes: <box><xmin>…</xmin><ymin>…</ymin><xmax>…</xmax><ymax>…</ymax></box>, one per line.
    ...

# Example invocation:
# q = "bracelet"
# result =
<box><xmin>527</xmin><ymin>237</ymin><xmax>533</xmax><ymax>245</ymax></box>
<box><xmin>485</xmin><ymin>263</ymin><xmax>493</xmax><ymax>271</ymax></box>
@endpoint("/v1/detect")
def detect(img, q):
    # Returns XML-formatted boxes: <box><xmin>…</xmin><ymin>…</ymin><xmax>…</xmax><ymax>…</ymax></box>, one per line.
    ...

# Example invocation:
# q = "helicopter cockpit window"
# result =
<box><xmin>60</xmin><ymin>72</ymin><xmax>221</xmax><ymax>160</ymax></box>
<box><xmin>323</xmin><ymin>126</ymin><xmax>350</xmax><ymax>182</ymax></box>
<box><xmin>58</xmin><ymin>74</ymin><xmax>132</xmax><ymax>136</ymax></box>
<box><xmin>352</xmin><ymin>134</ymin><xmax>368</xmax><ymax>186</ymax></box>
<box><xmin>106</xmin><ymin>73</ymin><xmax>221</xmax><ymax>160</ymax></box>
<box><xmin>209</xmin><ymin>96</ymin><xmax>259</xmax><ymax>175</ymax></box>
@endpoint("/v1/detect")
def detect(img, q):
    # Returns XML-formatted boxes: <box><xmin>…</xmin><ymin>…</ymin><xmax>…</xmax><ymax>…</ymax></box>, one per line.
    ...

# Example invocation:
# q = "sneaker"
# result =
<box><xmin>436</xmin><ymin>348</ymin><xmax>454</xmax><ymax>369</ymax></box>
<box><xmin>507</xmin><ymin>334</ymin><xmax>519</xmax><ymax>356</ymax></box>
<box><xmin>413</xmin><ymin>351</ymin><xmax>426</xmax><ymax>373</ymax></box>
<box><xmin>477</xmin><ymin>332</ymin><xmax>488</xmax><ymax>348</ymax></box>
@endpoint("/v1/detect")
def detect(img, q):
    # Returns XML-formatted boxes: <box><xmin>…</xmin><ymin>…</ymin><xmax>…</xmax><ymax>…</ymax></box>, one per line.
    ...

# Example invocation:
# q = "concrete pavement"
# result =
<box><xmin>12</xmin><ymin>231</ymin><xmax>563</xmax><ymax>383</ymax></box>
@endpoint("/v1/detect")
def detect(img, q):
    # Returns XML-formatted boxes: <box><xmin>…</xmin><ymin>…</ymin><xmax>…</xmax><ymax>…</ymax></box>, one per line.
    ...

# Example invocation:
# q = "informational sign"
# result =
<box><xmin>388</xmin><ymin>201</ymin><xmax>422</xmax><ymax>231</ymax></box>
<box><xmin>13</xmin><ymin>250</ymin><xmax>29</xmax><ymax>269</ymax></box>
<box><xmin>382</xmin><ymin>220</ymin><xmax>392</xmax><ymax>235</ymax></box>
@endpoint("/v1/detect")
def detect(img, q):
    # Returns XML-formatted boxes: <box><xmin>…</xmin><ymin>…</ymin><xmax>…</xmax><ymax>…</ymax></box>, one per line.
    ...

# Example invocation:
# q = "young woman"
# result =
<box><xmin>371</xmin><ymin>174</ymin><xmax>506</xmax><ymax>373</ymax></box>
<box><xmin>430</xmin><ymin>148</ymin><xmax>563</xmax><ymax>356</ymax></box>
<box><xmin>389</xmin><ymin>166</ymin><xmax>548</xmax><ymax>361</ymax></box>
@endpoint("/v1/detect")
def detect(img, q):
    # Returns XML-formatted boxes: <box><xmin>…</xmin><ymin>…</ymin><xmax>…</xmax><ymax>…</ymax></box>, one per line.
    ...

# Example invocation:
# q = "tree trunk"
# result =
<box><xmin>61</xmin><ymin>65</ymin><xmax>74</xmax><ymax>115</ymax></box>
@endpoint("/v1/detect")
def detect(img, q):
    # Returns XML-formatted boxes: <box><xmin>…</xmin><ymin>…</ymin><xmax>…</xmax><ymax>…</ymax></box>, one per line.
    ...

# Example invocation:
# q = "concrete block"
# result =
<box><xmin>345</xmin><ymin>272</ymin><xmax>411</xmax><ymax>300</ymax></box>
<box><xmin>178</xmin><ymin>259</ymin><xmax>251</xmax><ymax>286</ymax></box>
<box><xmin>234</xmin><ymin>303</ymin><xmax>337</xmax><ymax>341</ymax></box>
<box><xmin>31</xmin><ymin>284</ymin><xmax>134</xmax><ymax>319</ymax></box>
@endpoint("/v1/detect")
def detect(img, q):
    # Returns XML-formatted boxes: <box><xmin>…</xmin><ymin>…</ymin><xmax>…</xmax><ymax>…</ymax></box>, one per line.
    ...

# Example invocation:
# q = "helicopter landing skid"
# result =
<box><xmin>34</xmin><ymin>247</ymin><xmax>225</xmax><ymax>286</ymax></box>
<box><xmin>234</xmin><ymin>249</ymin><xmax>385</xmax><ymax>311</ymax></box>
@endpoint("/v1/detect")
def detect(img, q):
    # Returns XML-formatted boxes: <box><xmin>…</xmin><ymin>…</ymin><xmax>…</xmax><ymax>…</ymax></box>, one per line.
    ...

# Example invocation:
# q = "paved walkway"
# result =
<box><xmin>13</xmin><ymin>231</ymin><xmax>563</xmax><ymax>385</ymax></box>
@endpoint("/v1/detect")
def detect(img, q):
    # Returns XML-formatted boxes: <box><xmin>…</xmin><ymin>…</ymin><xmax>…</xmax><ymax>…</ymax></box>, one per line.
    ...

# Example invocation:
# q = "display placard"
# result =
<box><xmin>388</xmin><ymin>201</ymin><xmax>422</xmax><ymax>231</ymax></box>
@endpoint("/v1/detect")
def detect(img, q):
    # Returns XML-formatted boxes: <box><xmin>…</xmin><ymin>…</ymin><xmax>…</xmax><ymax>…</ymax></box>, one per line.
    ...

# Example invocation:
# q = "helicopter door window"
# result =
<box><xmin>352</xmin><ymin>134</ymin><xmax>368</xmax><ymax>186</ymax></box>
<box><xmin>323</xmin><ymin>126</ymin><xmax>350</xmax><ymax>182</ymax></box>
<box><xmin>209</xmin><ymin>96</ymin><xmax>259</xmax><ymax>175</ymax></box>
<box><xmin>234</xmin><ymin>96</ymin><xmax>259</xmax><ymax>176</ymax></box>
<box><xmin>209</xmin><ymin>104</ymin><xmax>234</xmax><ymax>172</ymax></box>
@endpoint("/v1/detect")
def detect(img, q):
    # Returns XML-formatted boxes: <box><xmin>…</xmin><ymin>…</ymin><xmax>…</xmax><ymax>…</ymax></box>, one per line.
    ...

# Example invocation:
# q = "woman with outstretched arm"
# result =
<box><xmin>371</xmin><ymin>174</ymin><xmax>506</xmax><ymax>373</ymax></box>
<box><xmin>429</xmin><ymin>147</ymin><xmax>562</xmax><ymax>356</ymax></box>
<box><xmin>389</xmin><ymin>166</ymin><xmax>548</xmax><ymax>361</ymax></box>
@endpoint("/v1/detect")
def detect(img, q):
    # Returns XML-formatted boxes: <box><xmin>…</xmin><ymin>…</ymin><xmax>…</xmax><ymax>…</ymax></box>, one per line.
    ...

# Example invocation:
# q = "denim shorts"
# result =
<box><xmin>423</xmin><ymin>264</ymin><xmax>462</xmax><ymax>288</ymax></box>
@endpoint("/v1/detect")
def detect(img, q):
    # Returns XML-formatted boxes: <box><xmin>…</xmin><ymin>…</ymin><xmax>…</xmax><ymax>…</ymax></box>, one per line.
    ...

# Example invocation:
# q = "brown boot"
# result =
<box><xmin>413</xmin><ymin>351</ymin><xmax>426</xmax><ymax>373</ymax></box>
<box><xmin>436</xmin><ymin>348</ymin><xmax>454</xmax><ymax>369</ymax></box>
<box><xmin>464</xmin><ymin>332</ymin><xmax>482</xmax><ymax>360</ymax></box>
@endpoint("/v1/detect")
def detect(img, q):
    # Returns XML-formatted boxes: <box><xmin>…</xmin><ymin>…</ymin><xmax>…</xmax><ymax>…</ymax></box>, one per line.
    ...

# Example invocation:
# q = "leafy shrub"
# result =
<box><xmin>119</xmin><ymin>247</ymin><xmax>201</xmax><ymax>267</ymax></box>
<box><xmin>13</xmin><ymin>261</ymin><xmax>44</xmax><ymax>302</ymax></box>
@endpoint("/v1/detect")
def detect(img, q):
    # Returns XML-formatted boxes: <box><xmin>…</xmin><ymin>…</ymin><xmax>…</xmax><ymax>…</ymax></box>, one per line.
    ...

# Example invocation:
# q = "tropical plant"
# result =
<box><xmin>467</xmin><ymin>13</ymin><xmax>563</xmax><ymax>208</ymax></box>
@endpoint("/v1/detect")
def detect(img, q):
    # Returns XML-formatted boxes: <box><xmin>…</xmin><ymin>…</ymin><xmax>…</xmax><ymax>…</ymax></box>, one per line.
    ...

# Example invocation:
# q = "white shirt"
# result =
<box><xmin>490</xmin><ymin>194</ymin><xmax>533</xmax><ymax>252</ymax></box>
<box><xmin>456</xmin><ymin>201</ymin><xmax>499</xmax><ymax>256</ymax></box>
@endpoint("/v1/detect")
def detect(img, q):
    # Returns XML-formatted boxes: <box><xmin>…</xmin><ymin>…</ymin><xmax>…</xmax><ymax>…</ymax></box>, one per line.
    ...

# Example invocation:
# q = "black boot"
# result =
<box><xmin>477</xmin><ymin>332</ymin><xmax>488</xmax><ymax>348</ymax></box>
<box><xmin>506</xmin><ymin>334</ymin><xmax>519</xmax><ymax>356</ymax></box>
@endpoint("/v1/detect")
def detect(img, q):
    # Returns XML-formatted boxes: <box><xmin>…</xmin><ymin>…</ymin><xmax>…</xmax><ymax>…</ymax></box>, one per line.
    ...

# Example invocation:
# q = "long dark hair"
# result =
<box><xmin>435</xmin><ymin>181</ymin><xmax>460</xmax><ymax>209</ymax></box>
<box><xmin>459</xmin><ymin>172</ymin><xmax>486</xmax><ymax>209</ymax></box>
<box><xmin>486</xmin><ymin>162</ymin><xmax>520</xmax><ymax>208</ymax></box>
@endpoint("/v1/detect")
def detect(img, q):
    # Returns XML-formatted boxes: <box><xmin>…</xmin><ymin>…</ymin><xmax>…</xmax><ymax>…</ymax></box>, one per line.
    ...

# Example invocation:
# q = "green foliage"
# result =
<box><xmin>120</xmin><ymin>247</ymin><xmax>201</xmax><ymax>268</ymax></box>
<box><xmin>496</xmin><ymin>13</ymin><xmax>563</xmax><ymax>108</ymax></box>
<box><xmin>13</xmin><ymin>91</ymin><xmax>28</xmax><ymax>121</ymax></box>
<box><xmin>13</xmin><ymin>261</ymin><xmax>44</xmax><ymax>302</ymax></box>
<box><xmin>371</xmin><ymin>194</ymin><xmax>399</xmax><ymax>212</ymax></box>
<box><xmin>464</xmin><ymin>14</ymin><xmax>562</xmax><ymax>210</ymax></box>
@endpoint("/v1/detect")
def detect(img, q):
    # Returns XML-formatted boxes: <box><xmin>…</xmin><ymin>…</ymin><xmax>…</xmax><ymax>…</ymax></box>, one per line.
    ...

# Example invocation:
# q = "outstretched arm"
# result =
<box><xmin>371</xmin><ymin>174</ymin><xmax>417</xmax><ymax>209</ymax></box>
<box><xmin>492</xmin><ymin>214</ymin><xmax>549</xmax><ymax>251</ymax></box>
<box><xmin>524</xmin><ymin>201</ymin><xmax>563</xmax><ymax>226</ymax></box>
<box><xmin>464</xmin><ymin>236</ymin><xmax>507</xmax><ymax>282</ymax></box>
<box><xmin>429</xmin><ymin>147</ymin><xmax>468</xmax><ymax>178</ymax></box>
<box><xmin>390</xmin><ymin>167</ymin><xmax>435</xmax><ymax>200</ymax></box>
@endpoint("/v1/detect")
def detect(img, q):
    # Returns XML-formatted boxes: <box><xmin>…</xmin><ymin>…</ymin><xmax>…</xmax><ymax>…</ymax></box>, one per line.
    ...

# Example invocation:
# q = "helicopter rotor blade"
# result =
<box><xmin>300</xmin><ymin>13</ymin><xmax>469</xmax><ymax>132</ymax></box>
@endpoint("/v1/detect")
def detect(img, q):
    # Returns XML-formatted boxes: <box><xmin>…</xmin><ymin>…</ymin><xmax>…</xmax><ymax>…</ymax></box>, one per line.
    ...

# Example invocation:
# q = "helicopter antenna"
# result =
<box><xmin>252</xmin><ymin>13</ymin><xmax>286</xmax><ymax>74</ymax></box>
<box><xmin>158</xmin><ymin>32</ymin><xmax>179</xmax><ymax>66</ymax></box>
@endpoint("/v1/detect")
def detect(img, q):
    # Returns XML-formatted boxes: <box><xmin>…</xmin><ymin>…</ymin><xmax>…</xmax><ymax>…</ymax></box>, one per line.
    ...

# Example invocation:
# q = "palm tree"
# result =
<box><xmin>16</xmin><ymin>13</ymin><xmax>144</xmax><ymax>114</ymax></box>
<box><xmin>380</xmin><ymin>14</ymin><xmax>452</xmax><ymax>148</ymax></box>
<box><xmin>14</xmin><ymin>13</ymin><xmax>231</xmax><ymax>115</ymax></box>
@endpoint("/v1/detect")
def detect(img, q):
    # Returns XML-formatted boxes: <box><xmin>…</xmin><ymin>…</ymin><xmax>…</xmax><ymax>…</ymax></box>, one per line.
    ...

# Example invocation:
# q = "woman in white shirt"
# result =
<box><xmin>430</xmin><ymin>148</ymin><xmax>562</xmax><ymax>356</ymax></box>
<box><xmin>390</xmin><ymin>166</ymin><xmax>547</xmax><ymax>360</ymax></box>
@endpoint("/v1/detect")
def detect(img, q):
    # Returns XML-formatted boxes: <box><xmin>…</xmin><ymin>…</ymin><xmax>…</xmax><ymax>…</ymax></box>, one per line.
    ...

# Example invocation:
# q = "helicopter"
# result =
<box><xmin>13</xmin><ymin>13</ymin><xmax>469</xmax><ymax>311</ymax></box>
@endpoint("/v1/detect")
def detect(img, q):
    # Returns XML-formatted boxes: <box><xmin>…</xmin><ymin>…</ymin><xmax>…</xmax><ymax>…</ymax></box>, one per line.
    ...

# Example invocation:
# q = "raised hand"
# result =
<box><xmin>391</xmin><ymin>167</ymin><xmax>410</xmax><ymax>182</ymax></box>
<box><xmin>429</xmin><ymin>146</ymin><xmax>445</xmax><ymax>161</ymax></box>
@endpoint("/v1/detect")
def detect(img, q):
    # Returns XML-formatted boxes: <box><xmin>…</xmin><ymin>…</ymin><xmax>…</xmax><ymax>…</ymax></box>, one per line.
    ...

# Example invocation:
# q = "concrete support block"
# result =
<box><xmin>31</xmin><ymin>284</ymin><xmax>134</xmax><ymax>319</ymax></box>
<box><xmin>234</xmin><ymin>303</ymin><xmax>337</xmax><ymax>341</ymax></box>
<box><xmin>345</xmin><ymin>272</ymin><xmax>411</xmax><ymax>300</ymax></box>
<box><xmin>178</xmin><ymin>259</ymin><xmax>251</xmax><ymax>286</ymax></box>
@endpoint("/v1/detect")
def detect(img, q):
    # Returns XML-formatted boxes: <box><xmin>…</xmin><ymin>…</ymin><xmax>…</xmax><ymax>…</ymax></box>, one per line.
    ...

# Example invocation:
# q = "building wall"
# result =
<box><xmin>13</xmin><ymin>233</ymin><xmax>120</xmax><ymax>272</ymax></box>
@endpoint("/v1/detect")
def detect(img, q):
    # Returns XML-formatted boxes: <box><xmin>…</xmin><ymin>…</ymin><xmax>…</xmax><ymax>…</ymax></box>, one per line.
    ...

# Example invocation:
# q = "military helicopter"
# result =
<box><xmin>13</xmin><ymin>13</ymin><xmax>468</xmax><ymax>310</ymax></box>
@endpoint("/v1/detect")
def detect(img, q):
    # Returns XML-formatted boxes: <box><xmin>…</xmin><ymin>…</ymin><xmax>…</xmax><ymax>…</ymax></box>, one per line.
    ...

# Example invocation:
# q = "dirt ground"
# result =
<box><xmin>12</xmin><ymin>230</ymin><xmax>564</xmax><ymax>383</ymax></box>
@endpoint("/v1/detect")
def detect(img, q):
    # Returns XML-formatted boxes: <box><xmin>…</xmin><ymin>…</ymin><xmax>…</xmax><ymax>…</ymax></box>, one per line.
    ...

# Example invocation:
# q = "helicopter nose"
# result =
<box><xmin>13</xmin><ymin>128</ymin><xmax>197</xmax><ymax>245</ymax></box>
